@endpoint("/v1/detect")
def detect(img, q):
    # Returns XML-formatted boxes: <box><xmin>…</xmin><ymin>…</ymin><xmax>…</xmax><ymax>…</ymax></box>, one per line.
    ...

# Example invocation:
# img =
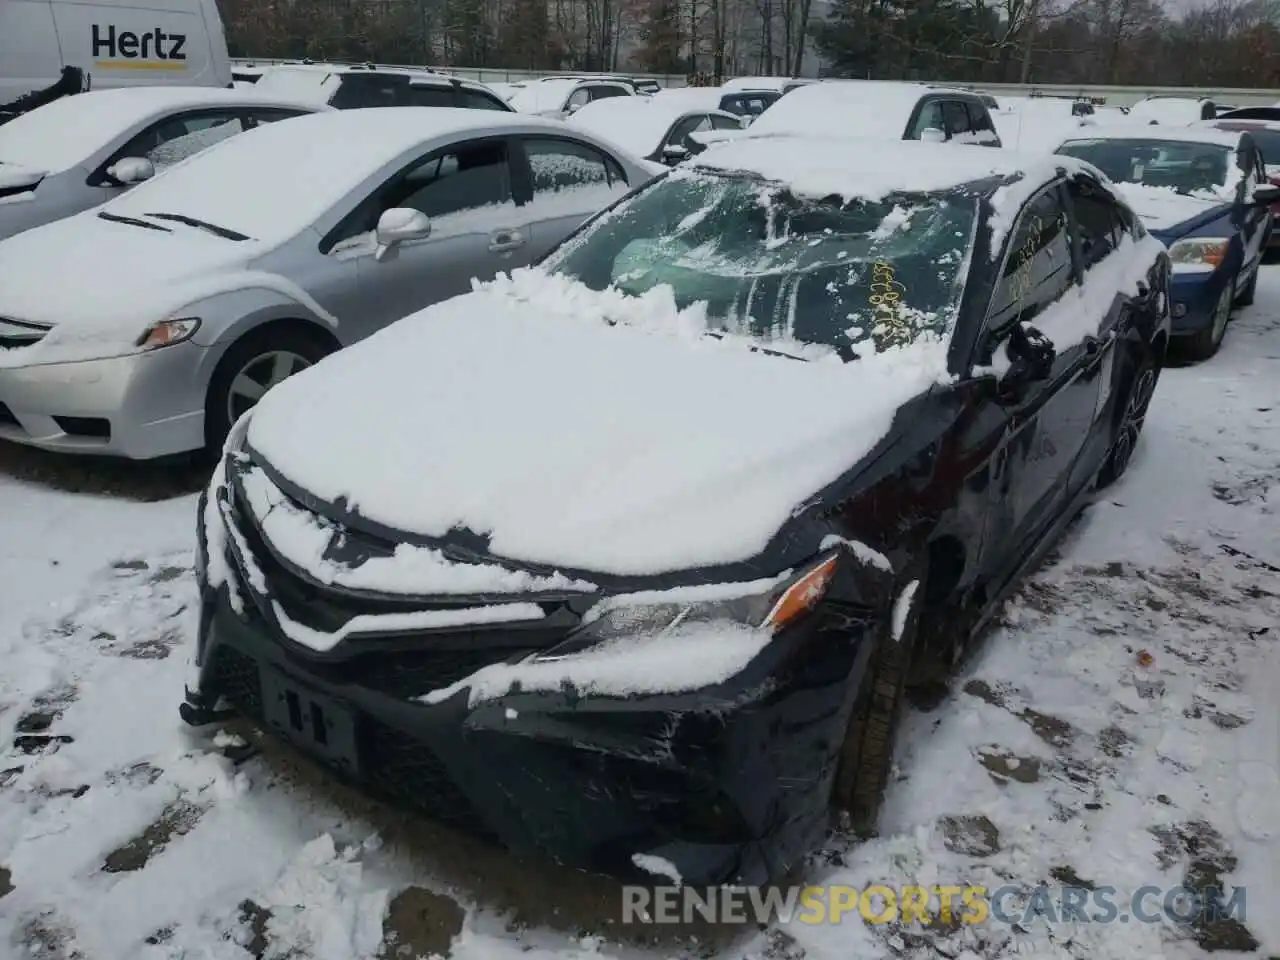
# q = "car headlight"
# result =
<box><xmin>531</xmin><ymin>552</ymin><xmax>840</xmax><ymax>662</ymax></box>
<box><xmin>136</xmin><ymin>317</ymin><xmax>201</xmax><ymax>350</ymax></box>
<box><xmin>1167</xmin><ymin>238</ymin><xmax>1229</xmax><ymax>271</ymax></box>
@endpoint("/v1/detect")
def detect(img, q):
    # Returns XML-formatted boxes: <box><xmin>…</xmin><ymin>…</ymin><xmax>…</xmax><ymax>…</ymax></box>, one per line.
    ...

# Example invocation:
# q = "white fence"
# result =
<box><xmin>231</xmin><ymin>59</ymin><xmax>1280</xmax><ymax>106</ymax></box>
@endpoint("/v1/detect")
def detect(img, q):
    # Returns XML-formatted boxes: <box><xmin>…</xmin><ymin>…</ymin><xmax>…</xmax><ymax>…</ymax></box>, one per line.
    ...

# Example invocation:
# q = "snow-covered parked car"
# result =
<box><xmin>700</xmin><ymin>81</ymin><xmax>1002</xmax><ymax>148</ymax></box>
<box><xmin>0</xmin><ymin>108</ymin><xmax>654</xmax><ymax>459</ymax></box>
<box><xmin>567</xmin><ymin>94</ymin><xmax>743</xmax><ymax>167</ymax></box>
<box><xmin>506</xmin><ymin>77</ymin><xmax>636</xmax><ymax>119</ymax></box>
<box><xmin>651</xmin><ymin>85</ymin><xmax>782</xmax><ymax>124</ymax></box>
<box><xmin>1054</xmin><ymin>125</ymin><xmax>1276</xmax><ymax>360</ymax></box>
<box><xmin>0</xmin><ymin>86</ymin><xmax>321</xmax><ymax>241</ymax></box>
<box><xmin>185</xmin><ymin>135</ymin><xmax>1171</xmax><ymax>887</ymax></box>
<box><xmin>992</xmin><ymin>96</ymin><xmax>1096</xmax><ymax>153</ymax></box>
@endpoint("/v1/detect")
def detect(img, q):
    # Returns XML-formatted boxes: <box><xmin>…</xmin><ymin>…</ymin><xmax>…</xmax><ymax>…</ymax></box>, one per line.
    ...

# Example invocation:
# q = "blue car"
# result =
<box><xmin>1054</xmin><ymin>125</ymin><xmax>1277</xmax><ymax>360</ymax></box>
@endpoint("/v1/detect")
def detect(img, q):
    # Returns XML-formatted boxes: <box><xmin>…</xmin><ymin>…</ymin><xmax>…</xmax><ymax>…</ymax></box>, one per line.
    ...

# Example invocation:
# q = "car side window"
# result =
<box><xmin>590</xmin><ymin>85</ymin><xmax>629</xmax><ymax>101</ymax></box>
<box><xmin>455</xmin><ymin>88</ymin><xmax>510</xmax><ymax>111</ymax></box>
<box><xmin>403</xmin><ymin>85</ymin><xmax>457</xmax><ymax>108</ymax></box>
<box><xmin>326</xmin><ymin>139</ymin><xmax>513</xmax><ymax>252</ymax></box>
<box><xmin>115</xmin><ymin>110</ymin><xmax>247</xmax><ymax>170</ymax></box>
<box><xmin>523</xmin><ymin>136</ymin><xmax>627</xmax><ymax>199</ymax></box>
<box><xmin>908</xmin><ymin>100</ymin><xmax>945</xmax><ymax>138</ymax></box>
<box><xmin>566</xmin><ymin>88</ymin><xmax>592</xmax><ymax>110</ymax></box>
<box><xmin>710</xmin><ymin>113</ymin><xmax>740</xmax><ymax>130</ymax></box>
<box><xmin>669</xmin><ymin>114</ymin><xmax>712</xmax><ymax>149</ymax></box>
<box><xmin>985</xmin><ymin>185</ymin><xmax>1075</xmax><ymax>339</ymax></box>
<box><xmin>966</xmin><ymin>102</ymin><xmax>998</xmax><ymax>138</ymax></box>
<box><xmin>942</xmin><ymin>100</ymin><xmax>972</xmax><ymax>138</ymax></box>
<box><xmin>1066</xmin><ymin>178</ymin><xmax>1125</xmax><ymax>268</ymax></box>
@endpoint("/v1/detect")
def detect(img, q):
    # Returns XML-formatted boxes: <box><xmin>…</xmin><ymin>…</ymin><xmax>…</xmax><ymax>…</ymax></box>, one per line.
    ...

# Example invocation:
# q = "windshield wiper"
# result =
<box><xmin>144</xmin><ymin>212</ymin><xmax>250</xmax><ymax>241</ymax></box>
<box><xmin>704</xmin><ymin>330</ymin><xmax>809</xmax><ymax>362</ymax></box>
<box><xmin>97</xmin><ymin>211</ymin><xmax>172</xmax><ymax>232</ymax></box>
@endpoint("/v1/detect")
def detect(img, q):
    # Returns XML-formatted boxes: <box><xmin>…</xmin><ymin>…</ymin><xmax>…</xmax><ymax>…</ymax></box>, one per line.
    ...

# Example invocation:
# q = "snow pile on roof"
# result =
<box><xmin>746</xmin><ymin>81</ymin><xmax>932</xmax><ymax>141</ymax></box>
<box><xmin>0</xmin><ymin>87</ymin><xmax>299</xmax><ymax>173</ymax></box>
<box><xmin>724</xmin><ymin>75</ymin><xmax>816</xmax><ymax>92</ymax></box>
<box><xmin>652</xmin><ymin>87</ymin><xmax>728</xmax><ymax>111</ymax></box>
<box><xmin>419</xmin><ymin>618</ymin><xmax>776</xmax><ymax>706</ymax></box>
<box><xmin>569</xmin><ymin>96</ymin><xmax>715</xmax><ymax>157</ymax></box>
<box><xmin>250</xmin><ymin>66</ymin><xmax>341</xmax><ymax>105</ymax></box>
<box><xmin>245</xmin><ymin>267</ymin><xmax>954</xmax><ymax>576</ymax></box>
<box><xmin>238</xmin><ymin>464</ymin><xmax>598</xmax><ymax>596</ymax></box>
<box><xmin>689</xmin><ymin>134</ymin><xmax>1062</xmax><ymax>203</ymax></box>
<box><xmin>1059</xmin><ymin>124</ymin><xmax>1243</xmax><ymax>148</ymax></box>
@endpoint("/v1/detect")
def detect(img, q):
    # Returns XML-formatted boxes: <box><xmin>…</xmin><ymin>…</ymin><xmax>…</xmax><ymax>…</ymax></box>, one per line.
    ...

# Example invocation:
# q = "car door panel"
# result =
<box><xmin>322</xmin><ymin>137</ymin><xmax>519</xmax><ymax>336</ymax></box>
<box><xmin>976</xmin><ymin>183</ymin><xmax>1102</xmax><ymax>580</ymax></box>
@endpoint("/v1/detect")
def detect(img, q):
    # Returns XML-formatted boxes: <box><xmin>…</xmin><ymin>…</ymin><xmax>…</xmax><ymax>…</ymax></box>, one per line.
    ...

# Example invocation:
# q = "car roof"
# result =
<box><xmin>568</xmin><ymin>96</ymin><xmax>737</xmax><ymax>155</ymax></box>
<box><xmin>1203</xmin><ymin>118</ymin><xmax>1280</xmax><ymax>132</ymax></box>
<box><xmin>0</xmin><ymin>86</ymin><xmax>322</xmax><ymax>174</ymax></box>
<box><xmin>687</xmin><ymin>133</ymin><xmax>1078</xmax><ymax>201</ymax></box>
<box><xmin>744</xmin><ymin>80</ymin><xmax>978</xmax><ymax>142</ymax></box>
<box><xmin>1057</xmin><ymin>124</ymin><xmax>1246</xmax><ymax>149</ymax></box>
<box><xmin>100</xmin><ymin>108</ymin><xmax>570</xmax><ymax>246</ymax></box>
<box><xmin>254</xmin><ymin>63</ymin><xmax>496</xmax><ymax>95</ymax></box>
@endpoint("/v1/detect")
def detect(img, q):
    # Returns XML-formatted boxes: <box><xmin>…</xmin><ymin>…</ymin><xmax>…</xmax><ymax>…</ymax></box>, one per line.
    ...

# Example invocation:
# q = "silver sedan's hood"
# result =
<box><xmin>0</xmin><ymin>209</ymin><xmax>256</xmax><ymax>365</ymax></box>
<box><xmin>244</xmin><ymin>269</ymin><xmax>952</xmax><ymax>578</ymax></box>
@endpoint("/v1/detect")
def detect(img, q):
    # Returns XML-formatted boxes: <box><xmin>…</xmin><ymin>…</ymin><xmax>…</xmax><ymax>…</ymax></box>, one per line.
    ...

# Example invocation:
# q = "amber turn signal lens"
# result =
<box><xmin>763</xmin><ymin>554</ymin><xmax>839</xmax><ymax>632</ymax></box>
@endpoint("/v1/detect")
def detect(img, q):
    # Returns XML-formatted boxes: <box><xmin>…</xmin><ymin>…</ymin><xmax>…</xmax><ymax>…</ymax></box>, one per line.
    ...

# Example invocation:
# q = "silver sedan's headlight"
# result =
<box><xmin>530</xmin><ymin>552</ymin><xmax>841</xmax><ymax>663</ymax></box>
<box><xmin>136</xmin><ymin>317</ymin><xmax>201</xmax><ymax>351</ymax></box>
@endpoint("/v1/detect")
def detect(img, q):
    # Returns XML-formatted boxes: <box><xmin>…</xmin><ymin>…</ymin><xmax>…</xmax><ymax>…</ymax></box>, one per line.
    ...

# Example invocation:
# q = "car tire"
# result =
<box><xmin>203</xmin><ymin>325</ymin><xmax>333</xmax><ymax>455</ymax></box>
<box><xmin>1234</xmin><ymin>266</ymin><xmax>1257</xmax><ymax>307</ymax></box>
<box><xmin>1182</xmin><ymin>278</ymin><xmax>1234</xmax><ymax>362</ymax></box>
<box><xmin>831</xmin><ymin>560</ymin><xmax>929</xmax><ymax>836</ymax></box>
<box><xmin>1096</xmin><ymin>346</ymin><xmax>1160</xmax><ymax>489</ymax></box>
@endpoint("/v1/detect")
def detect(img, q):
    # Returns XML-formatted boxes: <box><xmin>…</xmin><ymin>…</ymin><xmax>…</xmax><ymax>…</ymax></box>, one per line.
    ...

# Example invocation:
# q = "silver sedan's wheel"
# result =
<box><xmin>226</xmin><ymin>350</ymin><xmax>312</xmax><ymax>425</ymax></box>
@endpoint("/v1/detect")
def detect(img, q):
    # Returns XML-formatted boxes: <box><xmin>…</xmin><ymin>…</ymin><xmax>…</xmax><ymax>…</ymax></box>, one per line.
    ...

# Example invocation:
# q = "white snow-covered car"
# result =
<box><xmin>567</xmin><ymin>95</ymin><xmax>743</xmax><ymax>166</ymax></box>
<box><xmin>0</xmin><ymin>86</ymin><xmax>322</xmax><ymax>241</ymax></box>
<box><xmin>505</xmin><ymin>77</ymin><xmax>636</xmax><ymax>119</ymax></box>
<box><xmin>188</xmin><ymin>134</ymin><xmax>1172</xmax><ymax>889</ymax></box>
<box><xmin>697</xmin><ymin>81</ymin><xmax>1003</xmax><ymax>148</ymax></box>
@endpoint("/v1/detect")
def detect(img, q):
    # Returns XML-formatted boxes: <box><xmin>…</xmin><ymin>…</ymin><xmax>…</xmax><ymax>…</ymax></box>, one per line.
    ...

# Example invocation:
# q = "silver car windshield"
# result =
<box><xmin>543</xmin><ymin>170</ymin><xmax>979</xmax><ymax>356</ymax></box>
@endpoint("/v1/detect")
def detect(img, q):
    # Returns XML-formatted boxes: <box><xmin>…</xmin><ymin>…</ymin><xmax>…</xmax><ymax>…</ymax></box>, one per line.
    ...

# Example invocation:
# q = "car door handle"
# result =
<box><xmin>489</xmin><ymin>229</ymin><xmax>525</xmax><ymax>252</ymax></box>
<box><xmin>1083</xmin><ymin>331</ymin><xmax>1115</xmax><ymax>357</ymax></box>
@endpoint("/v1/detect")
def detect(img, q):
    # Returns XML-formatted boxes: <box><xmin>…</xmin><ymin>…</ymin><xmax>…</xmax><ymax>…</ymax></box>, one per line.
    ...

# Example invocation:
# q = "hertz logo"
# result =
<box><xmin>92</xmin><ymin>24</ymin><xmax>187</xmax><ymax>70</ymax></box>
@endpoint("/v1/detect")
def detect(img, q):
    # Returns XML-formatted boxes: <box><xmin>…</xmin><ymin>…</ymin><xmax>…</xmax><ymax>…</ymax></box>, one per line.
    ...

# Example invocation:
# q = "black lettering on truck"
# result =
<box><xmin>92</xmin><ymin>24</ymin><xmax>187</xmax><ymax>60</ymax></box>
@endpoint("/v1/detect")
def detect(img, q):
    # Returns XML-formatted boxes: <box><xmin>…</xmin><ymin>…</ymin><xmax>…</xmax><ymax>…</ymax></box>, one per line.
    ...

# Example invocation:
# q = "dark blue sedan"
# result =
<box><xmin>1054</xmin><ymin>126</ymin><xmax>1278</xmax><ymax>360</ymax></box>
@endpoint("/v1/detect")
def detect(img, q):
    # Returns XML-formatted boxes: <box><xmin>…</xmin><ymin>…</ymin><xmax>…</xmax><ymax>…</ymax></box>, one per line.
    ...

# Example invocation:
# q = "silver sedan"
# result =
<box><xmin>0</xmin><ymin>107</ymin><xmax>657</xmax><ymax>459</ymax></box>
<box><xmin>0</xmin><ymin>86</ymin><xmax>323</xmax><ymax>241</ymax></box>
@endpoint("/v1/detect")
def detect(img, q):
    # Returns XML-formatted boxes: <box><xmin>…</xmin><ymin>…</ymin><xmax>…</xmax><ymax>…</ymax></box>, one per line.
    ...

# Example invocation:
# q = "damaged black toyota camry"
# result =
<box><xmin>183</xmin><ymin>135</ymin><xmax>1171</xmax><ymax>887</ymax></box>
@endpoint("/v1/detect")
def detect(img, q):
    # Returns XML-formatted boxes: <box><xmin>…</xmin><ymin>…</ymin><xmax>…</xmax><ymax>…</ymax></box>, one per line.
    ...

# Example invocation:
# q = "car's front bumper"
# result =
<box><xmin>0</xmin><ymin>342</ymin><xmax>208</xmax><ymax>459</ymax></box>
<box><xmin>184</xmin><ymin>484</ymin><xmax>881</xmax><ymax>886</ymax></box>
<box><xmin>1167</xmin><ymin>268</ymin><xmax>1232</xmax><ymax>336</ymax></box>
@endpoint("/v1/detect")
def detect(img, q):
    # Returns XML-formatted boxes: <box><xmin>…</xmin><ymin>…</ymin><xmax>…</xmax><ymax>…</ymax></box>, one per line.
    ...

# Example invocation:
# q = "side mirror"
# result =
<box><xmin>998</xmin><ymin>323</ymin><xmax>1055</xmax><ymax>397</ymax></box>
<box><xmin>920</xmin><ymin>127</ymin><xmax>947</xmax><ymax>143</ymax></box>
<box><xmin>662</xmin><ymin>143</ymin><xmax>690</xmax><ymax>164</ymax></box>
<box><xmin>1249</xmin><ymin>184</ymin><xmax>1280</xmax><ymax>206</ymax></box>
<box><xmin>374</xmin><ymin>208</ymin><xmax>431</xmax><ymax>261</ymax></box>
<box><xmin>565</xmin><ymin>101</ymin><xmax>584</xmax><ymax>115</ymax></box>
<box><xmin>107</xmin><ymin>156</ymin><xmax>155</xmax><ymax>185</ymax></box>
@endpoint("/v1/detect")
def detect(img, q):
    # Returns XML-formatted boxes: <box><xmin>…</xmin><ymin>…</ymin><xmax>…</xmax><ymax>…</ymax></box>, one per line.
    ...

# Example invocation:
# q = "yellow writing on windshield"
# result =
<box><xmin>869</xmin><ymin>260</ymin><xmax>913</xmax><ymax>348</ymax></box>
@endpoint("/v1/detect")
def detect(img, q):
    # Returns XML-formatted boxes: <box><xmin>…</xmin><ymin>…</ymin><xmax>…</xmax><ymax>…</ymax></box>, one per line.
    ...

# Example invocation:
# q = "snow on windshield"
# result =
<box><xmin>1057</xmin><ymin>137</ymin><xmax>1240</xmax><ymax>201</ymax></box>
<box><xmin>541</xmin><ymin>168</ymin><xmax>979</xmax><ymax>358</ymax></box>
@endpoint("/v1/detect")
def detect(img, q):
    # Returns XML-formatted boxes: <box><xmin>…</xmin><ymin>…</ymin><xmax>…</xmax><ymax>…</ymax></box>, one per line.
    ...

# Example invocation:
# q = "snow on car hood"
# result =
<box><xmin>1112</xmin><ymin>183</ymin><xmax>1227</xmax><ymax>233</ymax></box>
<box><xmin>0</xmin><ymin>212</ymin><xmax>299</xmax><ymax>367</ymax></box>
<box><xmin>246</xmin><ymin>268</ymin><xmax>953</xmax><ymax>577</ymax></box>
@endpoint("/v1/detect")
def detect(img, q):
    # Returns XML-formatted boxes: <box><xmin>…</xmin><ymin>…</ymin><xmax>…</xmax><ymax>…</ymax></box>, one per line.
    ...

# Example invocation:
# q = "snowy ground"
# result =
<box><xmin>2</xmin><ymin>272</ymin><xmax>1279</xmax><ymax>960</ymax></box>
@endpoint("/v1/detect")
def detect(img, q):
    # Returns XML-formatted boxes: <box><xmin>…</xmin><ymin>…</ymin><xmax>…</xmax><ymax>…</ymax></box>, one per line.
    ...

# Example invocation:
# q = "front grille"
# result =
<box><xmin>0</xmin><ymin>402</ymin><xmax>17</xmax><ymax>428</ymax></box>
<box><xmin>341</xmin><ymin>646</ymin><xmax>534</xmax><ymax>699</ymax></box>
<box><xmin>360</xmin><ymin>715</ymin><xmax>495</xmax><ymax>840</ymax></box>
<box><xmin>207</xmin><ymin>646</ymin><xmax>263</xmax><ymax>717</ymax></box>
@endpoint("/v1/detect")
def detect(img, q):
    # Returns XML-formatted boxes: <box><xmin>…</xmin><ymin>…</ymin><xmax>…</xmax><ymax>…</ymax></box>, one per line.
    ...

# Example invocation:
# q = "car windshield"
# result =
<box><xmin>1057</xmin><ymin>138</ymin><xmax>1236</xmax><ymax>196</ymax></box>
<box><xmin>543</xmin><ymin>170</ymin><xmax>979</xmax><ymax>357</ymax></box>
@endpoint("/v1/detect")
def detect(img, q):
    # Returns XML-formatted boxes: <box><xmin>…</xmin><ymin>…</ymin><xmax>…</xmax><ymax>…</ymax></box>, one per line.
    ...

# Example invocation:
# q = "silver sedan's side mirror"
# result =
<box><xmin>374</xmin><ymin>208</ymin><xmax>431</xmax><ymax>261</ymax></box>
<box><xmin>107</xmin><ymin>156</ymin><xmax>156</xmax><ymax>185</ymax></box>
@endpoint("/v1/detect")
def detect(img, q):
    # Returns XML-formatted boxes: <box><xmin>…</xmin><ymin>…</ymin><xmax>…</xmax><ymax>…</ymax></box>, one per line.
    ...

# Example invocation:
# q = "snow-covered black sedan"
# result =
<box><xmin>184</xmin><ymin>136</ymin><xmax>1171</xmax><ymax>887</ymax></box>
